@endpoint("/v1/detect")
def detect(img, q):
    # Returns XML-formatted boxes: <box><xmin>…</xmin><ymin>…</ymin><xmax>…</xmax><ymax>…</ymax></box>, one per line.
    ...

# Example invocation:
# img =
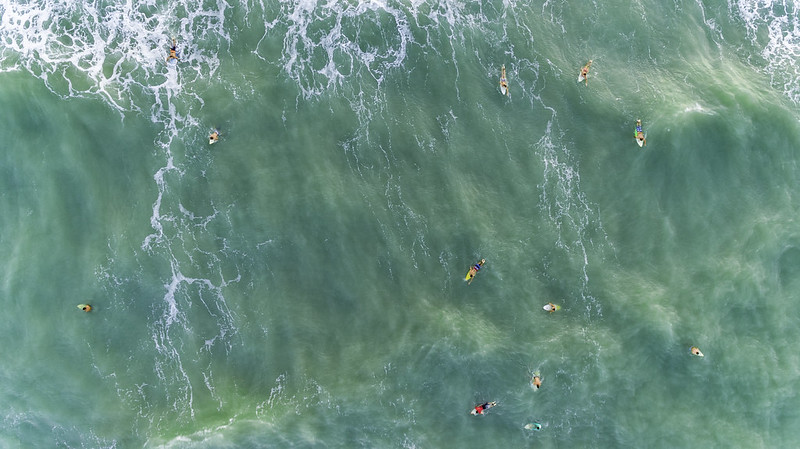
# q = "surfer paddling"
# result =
<box><xmin>77</xmin><ymin>304</ymin><xmax>92</xmax><ymax>312</ymax></box>
<box><xmin>579</xmin><ymin>60</ymin><xmax>592</xmax><ymax>86</ymax></box>
<box><xmin>531</xmin><ymin>373</ymin><xmax>542</xmax><ymax>390</ymax></box>
<box><xmin>691</xmin><ymin>346</ymin><xmax>704</xmax><ymax>357</ymax></box>
<box><xmin>465</xmin><ymin>259</ymin><xmax>485</xmax><ymax>285</ymax></box>
<box><xmin>166</xmin><ymin>38</ymin><xmax>180</xmax><ymax>62</ymax></box>
<box><xmin>544</xmin><ymin>302</ymin><xmax>559</xmax><ymax>313</ymax></box>
<box><xmin>209</xmin><ymin>128</ymin><xmax>220</xmax><ymax>144</ymax></box>
<box><xmin>635</xmin><ymin>119</ymin><xmax>646</xmax><ymax>146</ymax></box>
<box><xmin>470</xmin><ymin>401</ymin><xmax>497</xmax><ymax>415</ymax></box>
<box><xmin>500</xmin><ymin>65</ymin><xmax>509</xmax><ymax>96</ymax></box>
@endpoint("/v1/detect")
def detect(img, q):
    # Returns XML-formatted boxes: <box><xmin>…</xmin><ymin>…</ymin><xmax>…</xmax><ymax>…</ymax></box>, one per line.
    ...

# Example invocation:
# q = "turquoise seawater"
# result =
<box><xmin>1</xmin><ymin>0</ymin><xmax>800</xmax><ymax>447</ymax></box>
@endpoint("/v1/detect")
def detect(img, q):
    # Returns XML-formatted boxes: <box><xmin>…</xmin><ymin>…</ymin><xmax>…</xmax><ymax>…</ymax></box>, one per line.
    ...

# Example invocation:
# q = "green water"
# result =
<box><xmin>1</xmin><ymin>0</ymin><xmax>800</xmax><ymax>447</ymax></box>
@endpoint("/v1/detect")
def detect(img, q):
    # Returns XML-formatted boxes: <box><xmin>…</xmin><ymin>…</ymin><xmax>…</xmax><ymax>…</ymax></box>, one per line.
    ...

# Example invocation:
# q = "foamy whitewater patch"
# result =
<box><xmin>537</xmin><ymin>115</ymin><xmax>608</xmax><ymax>317</ymax></box>
<box><xmin>0</xmin><ymin>0</ymin><xmax>249</xmax><ymax>433</ymax></box>
<box><xmin>733</xmin><ymin>0</ymin><xmax>800</xmax><ymax>103</ymax></box>
<box><xmin>0</xmin><ymin>0</ymin><xmax>227</xmax><ymax>116</ymax></box>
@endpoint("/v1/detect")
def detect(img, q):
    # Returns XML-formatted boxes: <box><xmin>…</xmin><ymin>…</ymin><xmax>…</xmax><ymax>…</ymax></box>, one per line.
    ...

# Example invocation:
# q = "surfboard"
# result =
<box><xmin>578</xmin><ymin>74</ymin><xmax>585</xmax><ymax>83</ymax></box>
<box><xmin>543</xmin><ymin>303</ymin><xmax>560</xmax><ymax>312</ymax></box>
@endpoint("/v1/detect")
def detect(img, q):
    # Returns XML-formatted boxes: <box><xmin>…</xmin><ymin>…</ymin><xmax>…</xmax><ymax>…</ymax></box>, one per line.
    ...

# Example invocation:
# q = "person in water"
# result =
<box><xmin>500</xmin><ymin>65</ymin><xmax>509</xmax><ymax>96</ymax></box>
<box><xmin>77</xmin><ymin>304</ymin><xmax>92</xmax><ymax>312</ymax></box>
<box><xmin>471</xmin><ymin>401</ymin><xmax>497</xmax><ymax>415</ymax></box>
<box><xmin>532</xmin><ymin>374</ymin><xmax>542</xmax><ymax>389</ymax></box>
<box><xmin>691</xmin><ymin>346</ymin><xmax>704</xmax><ymax>357</ymax></box>
<box><xmin>636</xmin><ymin>119</ymin><xmax>647</xmax><ymax>146</ymax></box>
<box><xmin>166</xmin><ymin>39</ymin><xmax>180</xmax><ymax>62</ymax></box>
<box><xmin>209</xmin><ymin>129</ymin><xmax>220</xmax><ymax>144</ymax></box>
<box><xmin>546</xmin><ymin>302</ymin><xmax>558</xmax><ymax>313</ymax></box>
<box><xmin>580</xmin><ymin>60</ymin><xmax>592</xmax><ymax>86</ymax></box>
<box><xmin>466</xmin><ymin>259</ymin><xmax>485</xmax><ymax>284</ymax></box>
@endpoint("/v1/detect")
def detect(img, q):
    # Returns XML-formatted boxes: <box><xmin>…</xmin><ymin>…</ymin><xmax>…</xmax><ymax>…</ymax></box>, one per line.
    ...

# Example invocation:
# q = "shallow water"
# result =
<box><xmin>1</xmin><ymin>0</ymin><xmax>800</xmax><ymax>447</ymax></box>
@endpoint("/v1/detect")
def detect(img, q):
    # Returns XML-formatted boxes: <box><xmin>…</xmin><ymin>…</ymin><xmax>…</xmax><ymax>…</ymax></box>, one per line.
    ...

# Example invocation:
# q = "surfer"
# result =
<box><xmin>545</xmin><ymin>302</ymin><xmax>558</xmax><ymax>313</ymax></box>
<box><xmin>466</xmin><ymin>259</ymin><xmax>485</xmax><ymax>285</ymax></box>
<box><xmin>691</xmin><ymin>346</ymin><xmax>704</xmax><ymax>357</ymax></box>
<box><xmin>209</xmin><ymin>129</ymin><xmax>220</xmax><ymax>144</ymax></box>
<box><xmin>636</xmin><ymin>119</ymin><xmax>647</xmax><ymax>146</ymax></box>
<box><xmin>524</xmin><ymin>422</ymin><xmax>542</xmax><ymax>431</ymax></box>
<box><xmin>166</xmin><ymin>39</ymin><xmax>180</xmax><ymax>62</ymax></box>
<box><xmin>77</xmin><ymin>304</ymin><xmax>92</xmax><ymax>312</ymax></box>
<box><xmin>579</xmin><ymin>60</ymin><xmax>592</xmax><ymax>86</ymax></box>
<box><xmin>531</xmin><ymin>374</ymin><xmax>542</xmax><ymax>389</ymax></box>
<box><xmin>500</xmin><ymin>65</ymin><xmax>509</xmax><ymax>96</ymax></box>
<box><xmin>470</xmin><ymin>401</ymin><xmax>497</xmax><ymax>415</ymax></box>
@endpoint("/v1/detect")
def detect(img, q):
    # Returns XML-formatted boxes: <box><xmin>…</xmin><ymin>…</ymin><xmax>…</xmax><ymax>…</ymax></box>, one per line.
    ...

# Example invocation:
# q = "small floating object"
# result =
<box><xmin>524</xmin><ymin>422</ymin><xmax>542</xmax><ymax>431</ymax></box>
<box><xmin>77</xmin><ymin>304</ymin><xmax>92</xmax><ymax>312</ymax></box>
<box><xmin>691</xmin><ymin>346</ymin><xmax>704</xmax><ymax>357</ymax></box>
<box><xmin>543</xmin><ymin>303</ymin><xmax>560</xmax><ymax>312</ymax></box>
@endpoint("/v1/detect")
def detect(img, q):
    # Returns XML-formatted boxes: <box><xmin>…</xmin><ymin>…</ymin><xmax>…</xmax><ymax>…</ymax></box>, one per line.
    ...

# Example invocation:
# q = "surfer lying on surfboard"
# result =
<box><xmin>166</xmin><ymin>39</ymin><xmax>180</xmax><ymax>62</ymax></box>
<box><xmin>209</xmin><ymin>128</ymin><xmax>220</xmax><ymax>144</ymax></box>
<box><xmin>543</xmin><ymin>303</ymin><xmax>560</xmax><ymax>313</ymax></box>
<box><xmin>531</xmin><ymin>373</ymin><xmax>542</xmax><ymax>390</ymax></box>
<box><xmin>465</xmin><ymin>259</ymin><xmax>485</xmax><ymax>284</ymax></box>
<box><xmin>579</xmin><ymin>60</ymin><xmax>592</xmax><ymax>86</ymax></box>
<box><xmin>470</xmin><ymin>401</ymin><xmax>497</xmax><ymax>415</ymax></box>
<box><xmin>635</xmin><ymin>119</ymin><xmax>646</xmax><ymax>146</ymax></box>
<box><xmin>500</xmin><ymin>65</ymin><xmax>509</xmax><ymax>96</ymax></box>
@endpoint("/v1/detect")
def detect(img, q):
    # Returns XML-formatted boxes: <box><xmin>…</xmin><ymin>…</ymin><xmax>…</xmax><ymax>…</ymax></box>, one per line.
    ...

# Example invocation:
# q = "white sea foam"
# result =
<box><xmin>537</xmin><ymin>115</ymin><xmax>607</xmax><ymax>317</ymax></box>
<box><xmin>733</xmin><ymin>0</ymin><xmax>800</xmax><ymax>103</ymax></box>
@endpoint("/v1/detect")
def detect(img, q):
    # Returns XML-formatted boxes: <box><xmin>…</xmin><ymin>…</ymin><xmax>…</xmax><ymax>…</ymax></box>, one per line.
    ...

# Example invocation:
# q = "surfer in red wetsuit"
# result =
<box><xmin>470</xmin><ymin>401</ymin><xmax>497</xmax><ymax>415</ymax></box>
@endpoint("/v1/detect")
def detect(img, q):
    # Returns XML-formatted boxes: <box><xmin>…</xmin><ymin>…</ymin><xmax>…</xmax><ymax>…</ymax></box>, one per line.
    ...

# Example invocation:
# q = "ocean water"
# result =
<box><xmin>1</xmin><ymin>0</ymin><xmax>800</xmax><ymax>447</ymax></box>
